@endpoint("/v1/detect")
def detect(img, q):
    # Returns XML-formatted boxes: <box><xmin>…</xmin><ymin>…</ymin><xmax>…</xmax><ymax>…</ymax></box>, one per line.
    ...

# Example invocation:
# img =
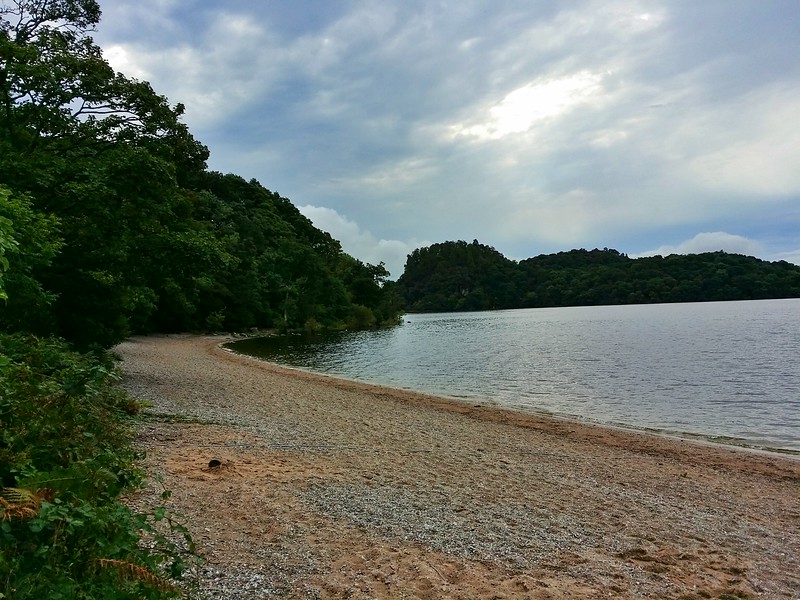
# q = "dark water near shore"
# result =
<box><xmin>227</xmin><ymin>299</ymin><xmax>800</xmax><ymax>453</ymax></box>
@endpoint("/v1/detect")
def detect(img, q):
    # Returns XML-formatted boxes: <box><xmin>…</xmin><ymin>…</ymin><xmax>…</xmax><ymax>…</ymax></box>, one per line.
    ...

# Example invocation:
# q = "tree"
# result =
<box><xmin>0</xmin><ymin>184</ymin><xmax>61</xmax><ymax>333</ymax></box>
<box><xmin>0</xmin><ymin>0</ymin><xmax>203</xmax><ymax>160</ymax></box>
<box><xmin>399</xmin><ymin>240</ymin><xmax>519</xmax><ymax>312</ymax></box>
<box><xmin>400</xmin><ymin>242</ymin><xmax>800</xmax><ymax>312</ymax></box>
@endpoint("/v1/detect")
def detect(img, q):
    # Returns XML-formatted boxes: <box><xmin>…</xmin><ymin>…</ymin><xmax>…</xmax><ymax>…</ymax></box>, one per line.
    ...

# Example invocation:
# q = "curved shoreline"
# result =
<box><xmin>118</xmin><ymin>334</ymin><xmax>800</xmax><ymax>599</ymax></box>
<box><xmin>223</xmin><ymin>334</ymin><xmax>800</xmax><ymax>458</ymax></box>
<box><xmin>223</xmin><ymin>339</ymin><xmax>800</xmax><ymax>464</ymax></box>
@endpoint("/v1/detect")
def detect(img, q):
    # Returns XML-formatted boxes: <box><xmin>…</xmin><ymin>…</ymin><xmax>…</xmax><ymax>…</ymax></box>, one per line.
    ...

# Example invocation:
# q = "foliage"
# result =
<box><xmin>400</xmin><ymin>240</ymin><xmax>523</xmax><ymax>311</ymax></box>
<box><xmin>188</xmin><ymin>172</ymin><xmax>398</xmax><ymax>333</ymax></box>
<box><xmin>0</xmin><ymin>190</ymin><xmax>15</xmax><ymax>301</ymax></box>
<box><xmin>399</xmin><ymin>242</ymin><xmax>800</xmax><ymax>312</ymax></box>
<box><xmin>0</xmin><ymin>1</ymin><xmax>401</xmax><ymax>349</ymax></box>
<box><xmin>0</xmin><ymin>185</ymin><xmax>62</xmax><ymax>333</ymax></box>
<box><xmin>0</xmin><ymin>334</ymin><xmax>199</xmax><ymax>599</ymax></box>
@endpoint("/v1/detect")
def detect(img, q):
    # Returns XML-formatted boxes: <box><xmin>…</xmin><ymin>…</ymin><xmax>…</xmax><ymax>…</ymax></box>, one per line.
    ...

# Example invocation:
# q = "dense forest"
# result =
<box><xmin>0</xmin><ymin>1</ymin><xmax>401</xmax><ymax>352</ymax></box>
<box><xmin>398</xmin><ymin>240</ymin><xmax>800</xmax><ymax>312</ymax></box>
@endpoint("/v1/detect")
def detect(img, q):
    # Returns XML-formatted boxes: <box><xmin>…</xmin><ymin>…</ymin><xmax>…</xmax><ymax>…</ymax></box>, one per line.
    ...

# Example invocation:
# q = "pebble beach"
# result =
<box><xmin>116</xmin><ymin>334</ymin><xmax>800</xmax><ymax>599</ymax></box>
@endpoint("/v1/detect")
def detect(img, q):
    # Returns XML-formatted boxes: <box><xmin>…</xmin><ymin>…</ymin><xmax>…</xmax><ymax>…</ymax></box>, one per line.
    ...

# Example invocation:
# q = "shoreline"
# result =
<box><xmin>222</xmin><ymin>337</ymin><xmax>800</xmax><ymax>458</ymax></box>
<box><xmin>223</xmin><ymin>338</ymin><xmax>800</xmax><ymax>464</ymax></box>
<box><xmin>118</xmin><ymin>334</ymin><xmax>800</xmax><ymax>599</ymax></box>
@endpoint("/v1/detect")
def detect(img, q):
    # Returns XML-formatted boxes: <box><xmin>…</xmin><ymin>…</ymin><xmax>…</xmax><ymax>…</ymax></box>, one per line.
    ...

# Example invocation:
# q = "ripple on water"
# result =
<box><xmin>227</xmin><ymin>299</ymin><xmax>800</xmax><ymax>453</ymax></box>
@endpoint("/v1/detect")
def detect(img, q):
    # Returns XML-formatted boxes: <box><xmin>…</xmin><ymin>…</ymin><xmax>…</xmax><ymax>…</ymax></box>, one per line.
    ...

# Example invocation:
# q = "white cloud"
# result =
<box><xmin>329</xmin><ymin>157</ymin><xmax>439</xmax><ymax>192</ymax></box>
<box><xmin>496</xmin><ymin>188</ymin><xmax>599</xmax><ymax>245</ymax></box>
<box><xmin>101</xmin><ymin>7</ymin><xmax>320</xmax><ymax>129</ymax></box>
<box><xmin>102</xmin><ymin>45</ymin><xmax>151</xmax><ymax>80</ymax></box>
<box><xmin>635</xmin><ymin>232</ymin><xmax>763</xmax><ymax>259</ymax></box>
<box><xmin>450</xmin><ymin>71</ymin><xmax>607</xmax><ymax>141</ymax></box>
<box><xmin>297</xmin><ymin>205</ymin><xmax>429</xmax><ymax>279</ymax></box>
<box><xmin>681</xmin><ymin>85</ymin><xmax>800</xmax><ymax>197</ymax></box>
<box><xmin>773</xmin><ymin>249</ymin><xmax>800</xmax><ymax>266</ymax></box>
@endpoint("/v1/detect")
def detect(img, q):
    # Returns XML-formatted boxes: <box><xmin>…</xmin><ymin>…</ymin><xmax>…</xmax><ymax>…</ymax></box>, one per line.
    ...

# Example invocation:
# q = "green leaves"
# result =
<box><xmin>0</xmin><ymin>334</ymin><xmax>199</xmax><ymax>599</ymax></box>
<box><xmin>0</xmin><ymin>185</ymin><xmax>61</xmax><ymax>330</ymax></box>
<box><xmin>0</xmin><ymin>216</ymin><xmax>14</xmax><ymax>300</ymax></box>
<box><xmin>0</xmin><ymin>187</ymin><xmax>20</xmax><ymax>300</ymax></box>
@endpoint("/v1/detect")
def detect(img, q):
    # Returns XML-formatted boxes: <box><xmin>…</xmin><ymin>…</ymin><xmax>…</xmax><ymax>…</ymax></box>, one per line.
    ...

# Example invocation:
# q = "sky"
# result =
<box><xmin>94</xmin><ymin>0</ymin><xmax>800</xmax><ymax>279</ymax></box>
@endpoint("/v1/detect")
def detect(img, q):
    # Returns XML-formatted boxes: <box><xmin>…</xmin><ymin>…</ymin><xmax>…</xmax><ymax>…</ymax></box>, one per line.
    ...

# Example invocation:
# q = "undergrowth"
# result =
<box><xmin>0</xmin><ymin>334</ymin><xmax>201</xmax><ymax>599</ymax></box>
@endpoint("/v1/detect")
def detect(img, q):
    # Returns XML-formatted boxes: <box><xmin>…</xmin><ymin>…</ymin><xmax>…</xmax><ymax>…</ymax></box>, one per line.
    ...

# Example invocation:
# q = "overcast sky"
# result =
<box><xmin>95</xmin><ymin>0</ymin><xmax>800</xmax><ymax>278</ymax></box>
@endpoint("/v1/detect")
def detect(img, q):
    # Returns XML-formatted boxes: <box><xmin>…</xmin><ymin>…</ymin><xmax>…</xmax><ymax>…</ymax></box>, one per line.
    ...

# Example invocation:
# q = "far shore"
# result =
<box><xmin>118</xmin><ymin>334</ymin><xmax>800</xmax><ymax>599</ymax></box>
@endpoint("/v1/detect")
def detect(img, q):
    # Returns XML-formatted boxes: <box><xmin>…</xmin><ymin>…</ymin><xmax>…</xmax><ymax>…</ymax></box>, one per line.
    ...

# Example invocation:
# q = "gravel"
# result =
<box><xmin>117</xmin><ymin>335</ymin><xmax>800</xmax><ymax>599</ymax></box>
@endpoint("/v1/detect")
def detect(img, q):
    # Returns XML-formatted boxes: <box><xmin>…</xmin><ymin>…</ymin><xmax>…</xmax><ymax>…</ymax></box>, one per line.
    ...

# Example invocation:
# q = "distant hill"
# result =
<box><xmin>398</xmin><ymin>240</ymin><xmax>800</xmax><ymax>312</ymax></box>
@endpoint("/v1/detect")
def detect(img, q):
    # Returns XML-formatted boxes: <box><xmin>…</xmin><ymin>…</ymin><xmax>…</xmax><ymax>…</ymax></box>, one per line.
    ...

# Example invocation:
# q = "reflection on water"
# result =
<box><xmin>227</xmin><ymin>299</ymin><xmax>800</xmax><ymax>453</ymax></box>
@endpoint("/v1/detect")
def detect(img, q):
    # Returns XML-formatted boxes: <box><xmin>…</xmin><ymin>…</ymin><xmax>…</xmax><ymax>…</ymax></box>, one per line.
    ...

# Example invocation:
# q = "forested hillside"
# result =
<box><xmin>0</xmin><ymin>1</ymin><xmax>400</xmax><ymax>351</ymax></box>
<box><xmin>0</xmin><ymin>2</ymin><xmax>399</xmax><ymax>596</ymax></box>
<box><xmin>399</xmin><ymin>240</ymin><xmax>800</xmax><ymax>312</ymax></box>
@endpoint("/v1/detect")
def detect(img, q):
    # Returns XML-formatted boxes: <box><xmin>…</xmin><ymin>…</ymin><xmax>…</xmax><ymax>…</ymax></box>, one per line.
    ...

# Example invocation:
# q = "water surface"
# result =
<box><xmin>228</xmin><ymin>299</ymin><xmax>800</xmax><ymax>453</ymax></box>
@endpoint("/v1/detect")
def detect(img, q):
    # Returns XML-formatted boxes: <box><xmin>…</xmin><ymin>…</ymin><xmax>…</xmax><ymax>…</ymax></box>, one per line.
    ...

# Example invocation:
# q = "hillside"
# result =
<box><xmin>398</xmin><ymin>240</ymin><xmax>800</xmax><ymax>312</ymax></box>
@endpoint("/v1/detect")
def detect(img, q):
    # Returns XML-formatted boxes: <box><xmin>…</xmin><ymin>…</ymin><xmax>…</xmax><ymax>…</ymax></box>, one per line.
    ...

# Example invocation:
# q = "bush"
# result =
<box><xmin>347</xmin><ymin>304</ymin><xmax>376</xmax><ymax>329</ymax></box>
<box><xmin>0</xmin><ymin>334</ymin><xmax>199</xmax><ymax>599</ymax></box>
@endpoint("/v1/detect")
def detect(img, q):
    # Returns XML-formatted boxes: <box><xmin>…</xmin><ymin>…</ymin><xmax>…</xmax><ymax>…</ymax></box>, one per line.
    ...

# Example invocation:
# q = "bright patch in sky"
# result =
<box><xmin>103</xmin><ymin>45</ymin><xmax>150</xmax><ymax>80</ymax></box>
<box><xmin>452</xmin><ymin>72</ymin><xmax>604</xmax><ymax>140</ymax></box>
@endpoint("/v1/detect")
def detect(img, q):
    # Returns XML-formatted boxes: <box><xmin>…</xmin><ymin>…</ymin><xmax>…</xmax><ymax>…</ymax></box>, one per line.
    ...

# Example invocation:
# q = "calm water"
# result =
<box><xmin>227</xmin><ymin>299</ymin><xmax>800</xmax><ymax>453</ymax></box>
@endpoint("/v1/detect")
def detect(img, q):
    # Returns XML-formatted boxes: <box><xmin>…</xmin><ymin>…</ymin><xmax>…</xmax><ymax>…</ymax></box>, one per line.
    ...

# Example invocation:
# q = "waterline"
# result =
<box><xmin>228</xmin><ymin>299</ymin><xmax>800</xmax><ymax>453</ymax></box>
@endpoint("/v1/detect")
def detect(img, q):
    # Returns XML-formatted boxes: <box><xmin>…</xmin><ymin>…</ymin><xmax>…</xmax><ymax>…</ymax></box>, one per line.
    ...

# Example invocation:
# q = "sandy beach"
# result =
<box><xmin>116</xmin><ymin>334</ymin><xmax>800</xmax><ymax>599</ymax></box>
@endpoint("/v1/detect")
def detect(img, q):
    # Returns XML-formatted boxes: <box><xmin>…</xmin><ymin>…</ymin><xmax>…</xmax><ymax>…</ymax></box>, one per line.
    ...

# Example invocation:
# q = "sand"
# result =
<box><xmin>116</xmin><ymin>334</ymin><xmax>800</xmax><ymax>599</ymax></box>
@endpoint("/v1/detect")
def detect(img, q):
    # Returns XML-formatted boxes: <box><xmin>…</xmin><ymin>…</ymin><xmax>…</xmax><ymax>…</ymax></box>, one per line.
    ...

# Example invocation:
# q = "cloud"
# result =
<box><xmin>449</xmin><ymin>72</ymin><xmax>606</xmax><ymax>141</ymax></box>
<box><xmin>91</xmin><ymin>1</ymin><xmax>800</xmax><ymax>271</ymax></box>
<box><xmin>329</xmin><ymin>157</ymin><xmax>439</xmax><ymax>192</ymax></box>
<box><xmin>100</xmin><ymin>5</ymin><xmax>316</xmax><ymax>129</ymax></box>
<box><xmin>773</xmin><ymin>249</ymin><xmax>800</xmax><ymax>266</ymax></box>
<box><xmin>102</xmin><ymin>45</ymin><xmax>150</xmax><ymax>80</ymax></box>
<box><xmin>679</xmin><ymin>85</ymin><xmax>800</xmax><ymax>197</ymax></box>
<box><xmin>634</xmin><ymin>232</ymin><xmax>763</xmax><ymax>259</ymax></box>
<box><xmin>297</xmin><ymin>205</ymin><xmax>429</xmax><ymax>279</ymax></box>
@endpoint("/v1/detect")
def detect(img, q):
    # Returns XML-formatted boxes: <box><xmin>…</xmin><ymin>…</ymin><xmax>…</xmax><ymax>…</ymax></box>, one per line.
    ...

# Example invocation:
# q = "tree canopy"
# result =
<box><xmin>0</xmin><ymin>0</ymin><xmax>400</xmax><ymax>349</ymax></box>
<box><xmin>398</xmin><ymin>242</ymin><xmax>800</xmax><ymax>312</ymax></box>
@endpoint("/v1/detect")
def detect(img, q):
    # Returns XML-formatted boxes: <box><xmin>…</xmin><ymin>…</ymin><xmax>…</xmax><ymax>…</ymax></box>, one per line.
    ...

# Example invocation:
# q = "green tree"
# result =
<box><xmin>399</xmin><ymin>240</ymin><xmax>519</xmax><ymax>312</ymax></box>
<box><xmin>400</xmin><ymin>242</ymin><xmax>800</xmax><ymax>312</ymax></box>
<box><xmin>0</xmin><ymin>185</ymin><xmax>61</xmax><ymax>332</ymax></box>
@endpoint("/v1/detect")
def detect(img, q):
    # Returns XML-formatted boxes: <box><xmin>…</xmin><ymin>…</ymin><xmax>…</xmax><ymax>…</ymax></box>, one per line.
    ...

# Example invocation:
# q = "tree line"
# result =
<box><xmin>398</xmin><ymin>240</ymin><xmax>800</xmax><ymax>312</ymax></box>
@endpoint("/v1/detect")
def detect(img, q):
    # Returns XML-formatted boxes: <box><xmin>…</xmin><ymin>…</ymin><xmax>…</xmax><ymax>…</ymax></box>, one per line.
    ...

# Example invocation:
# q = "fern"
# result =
<box><xmin>96</xmin><ymin>559</ymin><xmax>181</xmax><ymax>594</ymax></box>
<box><xmin>0</xmin><ymin>487</ymin><xmax>46</xmax><ymax>521</ymax></box>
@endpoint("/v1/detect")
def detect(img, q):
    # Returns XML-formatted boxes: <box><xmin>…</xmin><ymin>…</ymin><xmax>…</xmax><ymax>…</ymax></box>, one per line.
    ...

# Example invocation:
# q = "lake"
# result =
<box><xmin>226</xmin><ymin>299</ymin><xmax>800</xmax><ymax>453</ymax></box>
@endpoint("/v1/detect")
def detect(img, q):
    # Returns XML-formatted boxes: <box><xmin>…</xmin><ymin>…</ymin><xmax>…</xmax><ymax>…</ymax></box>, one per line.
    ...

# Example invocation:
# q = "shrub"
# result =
<box><xmin>0</xmin><ymin>334</ymin><xmax>199</xmax><ymax>599</ymax></box>
<box><xmin>347</xmin><ymin>304</ymin><xmax>376</xmax><ymax>329</ymax></box>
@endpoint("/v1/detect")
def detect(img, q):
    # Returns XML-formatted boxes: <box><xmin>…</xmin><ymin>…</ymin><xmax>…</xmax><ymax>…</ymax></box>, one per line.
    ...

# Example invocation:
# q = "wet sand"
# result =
<box><xmin>117</xmin><ymin>334</ymin><xmax>800</xmax><ymax>599</ymax></box>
